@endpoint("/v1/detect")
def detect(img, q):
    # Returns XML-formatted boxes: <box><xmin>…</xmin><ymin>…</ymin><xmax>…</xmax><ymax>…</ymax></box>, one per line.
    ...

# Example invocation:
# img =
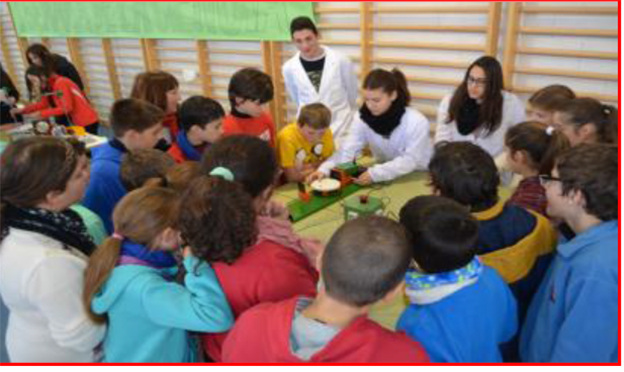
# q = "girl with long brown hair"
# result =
<box><xmin>83</xmin><ymin>186</ymin><xmax>233</xmax><ymax>363</ymax></box>
<box><xmin>435</xmin><ymin>56</ymin><xmax>526</xmax><ymax>158</ymax></box>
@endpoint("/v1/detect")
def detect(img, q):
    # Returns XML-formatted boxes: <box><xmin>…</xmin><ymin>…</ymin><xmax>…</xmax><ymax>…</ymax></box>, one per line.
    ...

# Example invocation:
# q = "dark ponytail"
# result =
<box><xmin>556</xmin><ymin>98</ymin><xmax>618</xmax><ymax>145</ymax></box>
<box><xmin>505</xmin><ymin>121</ymin><xmax>571</xmax><ymax>175</ymax></box>
<box><xmin>363</xmin><ymin>68</ymin><xmax>411</xmax><ymax>106</ymax></box>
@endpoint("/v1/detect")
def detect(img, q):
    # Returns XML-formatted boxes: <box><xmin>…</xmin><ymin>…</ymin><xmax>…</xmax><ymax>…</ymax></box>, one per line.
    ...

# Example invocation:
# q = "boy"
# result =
<box><xmin>168</xmin><ymin>96</ymin><xmax>225</xmax><ymax>163</ymax></box>
<box><xmin>120</xmin><ymin>149</ymin><xmax>176</xmax><ymax>191</ymax></box>
<box><xmin>83</xmin><ymin>98</ymin><xmax>165</xmax><ymax>233</ymax></box>
<box><xmin>397</xmin><ymin>195</ymin><xmax>517</xmax><ymax>363</ymax></box>
<box><xmin>282</xmin><ymin>16</ymin><xmax>358</xmax><ymax>146</ymax></box>
<box><xmin>222</xmin><ymin>216</ymin><xmax>429</xmax><ymax>363</ymax></box>
<box><xmin>521</xmin><ymin>144</ymin><xmax>617</xmax><ymax>363</ymax></box>
<box><xmin>222</xmin><ymin>68</ymin><xmax>276</xmax><ymax>147</ymax></box>
<box><xmin>277</xmin><ymin>103</ymin><xmax>335</xmax><ymax>183</ymax></box>
<box><xmin>427</xmin><ymin>141</ymin><xmax>557</xmax><ymax>323</ymax></box>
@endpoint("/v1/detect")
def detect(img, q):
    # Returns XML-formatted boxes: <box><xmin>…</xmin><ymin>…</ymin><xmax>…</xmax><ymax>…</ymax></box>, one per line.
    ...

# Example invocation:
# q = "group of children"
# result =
<box><xmin>0</xmin><ymin>16</ymin><xmax>619</xmax><ymax>364</ymax></box>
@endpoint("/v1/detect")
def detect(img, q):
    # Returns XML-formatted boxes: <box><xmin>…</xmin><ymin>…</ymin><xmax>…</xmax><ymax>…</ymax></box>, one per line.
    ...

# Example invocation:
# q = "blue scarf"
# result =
<box><xmin>118</xmin><ymin>240</ymin><xmax>177</xmax><ymax>269</ymax></box>
<box><xmin>405</xmin><ymin>257</ymin><xmax>483</xmax><ymax>305</ymax></box>
<box><xmin>176</xmin><ymin>131</ymin><xmax>205</xmax><ymax>161</ymax></box>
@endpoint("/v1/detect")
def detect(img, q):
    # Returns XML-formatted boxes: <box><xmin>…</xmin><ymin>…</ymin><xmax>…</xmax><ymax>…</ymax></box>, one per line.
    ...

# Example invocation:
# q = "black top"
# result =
<box><xmin>53</xmin><ymin>54</ymin><xmax>84</xmax><ymax>91</ymax></box>
<box><xmin>300</xmin><ymin>56</ymin><xmax>325</xmax><ymax>92</ymax></box>
<box><xmin>1</xmin><ymin>67</ymin><xmax>21</xmax><ymax>125</ymax></box>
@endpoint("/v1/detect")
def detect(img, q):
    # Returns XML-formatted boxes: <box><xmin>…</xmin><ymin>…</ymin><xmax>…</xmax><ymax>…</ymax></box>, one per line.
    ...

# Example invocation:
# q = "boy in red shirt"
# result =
<box><xmin>222</xmin><ymin>215</ymin><xmax>430</xmax><ymax>363</ymax></box>
<box><xmin>223</xmin><ymin>68</ymin><xmax>276</xmax><ymax>147</ymax></box>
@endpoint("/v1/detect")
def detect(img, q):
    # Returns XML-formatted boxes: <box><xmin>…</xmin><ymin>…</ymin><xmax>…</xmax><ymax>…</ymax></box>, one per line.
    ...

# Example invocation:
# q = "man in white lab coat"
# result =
<box><xmin>282</xmin><ymin>16</ymin><xmax>359</xmax><ymax>148</ymax></box>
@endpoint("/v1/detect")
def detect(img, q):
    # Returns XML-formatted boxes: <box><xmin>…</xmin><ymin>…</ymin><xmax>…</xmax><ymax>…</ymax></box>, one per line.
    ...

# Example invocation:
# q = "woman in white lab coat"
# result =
<box><xmin>282</xmin><ymin>17</ymin><xmax>358</xmax><ymax>147</ymax></box>
<box><xmin>308</xmin><ymin>68</ymin><xmax>431</xmax><ymax>185</ymax></box>
<box><xmin>435</xmin><ymin>56</ymin><xmax>526</xmax><ymax>158</ymax></box>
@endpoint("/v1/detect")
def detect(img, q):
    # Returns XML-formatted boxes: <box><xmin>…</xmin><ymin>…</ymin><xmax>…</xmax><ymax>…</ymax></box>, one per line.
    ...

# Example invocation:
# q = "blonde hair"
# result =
<box><xmin>297</xmin><ymin>103</ymin><xmax>332</xmax><ymax>130</ymax></box>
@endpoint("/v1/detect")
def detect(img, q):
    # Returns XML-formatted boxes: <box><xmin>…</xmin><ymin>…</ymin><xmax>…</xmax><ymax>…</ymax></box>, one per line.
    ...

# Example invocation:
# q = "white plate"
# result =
<box><xmin>311</xmin><ymin>178</ymin><xmax>341</xmax><ymax>192</ymax></box>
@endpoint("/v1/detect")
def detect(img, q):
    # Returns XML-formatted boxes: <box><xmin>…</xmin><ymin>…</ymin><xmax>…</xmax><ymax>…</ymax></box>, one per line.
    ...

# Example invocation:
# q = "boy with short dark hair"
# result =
<box><xmin>222</xmin><ymin>216</ymin><xmax>429</xmax><ymax>363</ymax></box>
<box><xmin>222</xmin><ymin>68</ymin><xmax>276</xmax><ymax>147</ymax></box>
<box><xmin>83</xmin><ymin>98</ymin><xmax>165</xmax><ymax>233</ymax></box>
<box><xmin>397</xmin><ymin>195</ymin><xmax>517</xmax><ymax>363</ymax></box>
<box><xmin>277</xmin><ymin>103</ymin><xmax>335</xmax><ymax>183</ymax></box>
<box><xmin>521</xmin><ymin>144</ymin><xmax>618</xmax><ymax>363</ymax></box>
<box><xmin>168</xmin><ymin>96</ymin><xmax>225</xmax><ymax>163</ymax></box>
<box><xmin>120</xmin><ymin>149</ymin><xmax>176</xmax><ymax>191</ymax></box>
<box><xmin>427</xmin><ymin>141</ymin><xmax>557</xmax><ymax>323</ymax></box>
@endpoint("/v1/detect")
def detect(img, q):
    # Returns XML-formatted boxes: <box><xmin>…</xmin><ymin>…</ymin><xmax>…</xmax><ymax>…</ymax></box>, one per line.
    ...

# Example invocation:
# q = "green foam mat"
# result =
<box><xmin>288</xmin><ymin>183</ymin><xmax>362</xmax><ymax>222</ymax></box>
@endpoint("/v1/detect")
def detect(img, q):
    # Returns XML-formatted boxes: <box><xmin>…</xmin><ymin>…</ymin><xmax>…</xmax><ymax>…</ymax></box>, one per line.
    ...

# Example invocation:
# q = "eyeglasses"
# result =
<box><xmin>467</xmin><ymin>76</ymin><xmax>488</xmax><ymax>87</ymax></box>
<box><xmin>538</xmin><ymin>174</ymin><xmax>562</xmax><ymax>186</ymax></box>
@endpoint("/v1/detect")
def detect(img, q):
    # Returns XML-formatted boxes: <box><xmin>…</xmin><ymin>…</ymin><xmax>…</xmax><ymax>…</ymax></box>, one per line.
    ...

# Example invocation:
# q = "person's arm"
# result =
<box><xmin>548</xmin><ymin>277</ymin><xmax>618</xmax><ymax>362</ymax></box>
<box><xmin>316</xmin><ymin>116</ymin><xmax>367</xmax><ymax>177</ymax></box>
<box><xmin>38</xmin><ymin>80</ymin><xmax>75</xmax><ymax>119</ymax></box>
<box><xmin>433</xmin><ymin>95</ymin><xmax>454</xmax><ymax>144</ymax></box>
<box><xmin>21</xmin><ymin>98</ymin><xmax>50</xmax><ymax>114</ymax></box>
<box><xmin>368</xmin><ymin>113</ymin><xmax>432</xmax><ymax>182</ymax></box>
<box><xmin>25</xmin><ymin>254</ymin><xmax>105</xmax><ymax>352</ymax></box>
<box><xmin>143</xmin><ymin>255</ymin><xmax>234</xmax><ymax>333</ymax></box>
<box><xmin>340</xmin><ymin>56</ymin><xmax>359</xmax><ymax>108</ymax></box>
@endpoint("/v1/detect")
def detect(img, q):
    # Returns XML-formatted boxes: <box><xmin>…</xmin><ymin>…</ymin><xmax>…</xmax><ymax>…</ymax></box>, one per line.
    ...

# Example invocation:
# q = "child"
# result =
<box><xmin>12</xmin><ymin>65</ymin><xmax>99</xmax><ymax>134</ymax></box>
<box><xmin>277</xmin><ymin>103</ymin><xmax>335</xmax><ymax>183</ymax></box>
<box><xmin>167</xmin><ymin>96</ymin><xmax>225</xmax><ymax>163</ymax></box>
<box><xmin>131</xmin><ymin>70</ymin><xmax>181</xmax><ymax>142</ymax></box>
<box><xmin>435</xmin><ymin>56</ymin><xmax>526</xmax><ymax>158</ymax></box>
<box><xmin>120</xmin><ymin>149</ymin><xmax>176</xmax><ymax>191</ymax></box>
<box><xmin>83</xmin><ymin>98</ymin><xmax>165</xmax><ymax>233</ymax></box>
<box><xmin>222</xmin><ymin>68</ymin><xmax>276</xmax><ymax>146</ymax></box>
<box><xmin>504</xmin><ymin>121</ymin><xmax>570</xmax><ymax>216</ymax></box>
<box><xmin>222</xmin><ymin>215</ymin><xmax>430</xmax><ymax>363</ymax></box>
<box><xmin>309</xmin><ymin>68</ymin><xmax>431</xmax><ymax>185</ymax></box>
<box><xmin>1</xmin><ymin>63</ymin><xmax>21</xmax><ymax>125</ymax></box>
<box><xmin>552</xmin><ymin>97</ymin><xmax>618</xmax><ymax>146</ymax></box>
<box><xmin>84</xmin><ymin>187</ymin><xmax>233</xmax><ymax>363</ymax></box>
<box><xmin>525</xmin><ymin>85</ymin><xmax>576</xmax><ymax>126</ymax></box>
<box><xmin>397</xmin><ymin>195</ymin><xmax>517</xmax><ymax>363</ymax></box>
<box><xmin>0</xmin><ymin>137</ymin><xmax>104</xmax><ymax>362</ymax></box>
<box><xmin>428</xmin><ymin>141</ymin><xmax>557</xmax><ymax>323</ymax></box>
<box><xmin>181</xmin><ymin>135</ymin><xmax>319</xmax><ymax>362</ymax></box>
<box><xmin>521</xmin><ymin>144</ymin><xmax>618</xmax><ymax>363</ymax></box>
<box><xmin>165</xmin><ymin>161</ymin><xmax>202</xmax><ymax>195</ymax></box>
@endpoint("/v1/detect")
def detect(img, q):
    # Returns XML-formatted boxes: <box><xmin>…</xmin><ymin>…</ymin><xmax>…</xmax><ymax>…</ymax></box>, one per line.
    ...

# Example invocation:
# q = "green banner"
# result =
<box><xmin>9</xmin><ymin>2</ymin><xmax>314</xmax><ymax>41</ymax></box>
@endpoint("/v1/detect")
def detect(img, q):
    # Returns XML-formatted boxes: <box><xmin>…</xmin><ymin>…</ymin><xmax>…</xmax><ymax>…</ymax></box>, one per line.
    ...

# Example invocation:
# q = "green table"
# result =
<box><xmin>274</xmin><ymin>171</ymin><xmax>513</xmax><ymax>330</ymax></box>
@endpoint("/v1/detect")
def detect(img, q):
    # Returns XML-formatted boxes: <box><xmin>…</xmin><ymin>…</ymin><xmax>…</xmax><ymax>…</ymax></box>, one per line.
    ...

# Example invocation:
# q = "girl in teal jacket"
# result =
<box><xmin>83</xmin><ymin>187</ymin><xmax>233</xmax><ymax>363</ymax></box>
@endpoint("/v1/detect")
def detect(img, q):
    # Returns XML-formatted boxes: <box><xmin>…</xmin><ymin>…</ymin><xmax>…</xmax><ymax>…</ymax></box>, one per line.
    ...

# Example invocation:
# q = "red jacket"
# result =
<box><xmin>222</xmin><ymin>297</ymin><xmax>430</xmax><ymax>363</ymax></box>
<box><xmin>201</xmin><ymin>240</ymin><xmax>319</xmax><ymax>362</ymax></box>
<box><xmin>223</xmin><ymin>112</ymin><xmax>276</xmax><ymax>147</ymax></box>
<box><xmin>22</xmin><ymin>75</ymin><xmax>98</xmax><ymax>127</ymax></box>
<box><xmin>167</xmin><ymin>143</ymin><xmax>186</xmax><ymax>163</ymax></box>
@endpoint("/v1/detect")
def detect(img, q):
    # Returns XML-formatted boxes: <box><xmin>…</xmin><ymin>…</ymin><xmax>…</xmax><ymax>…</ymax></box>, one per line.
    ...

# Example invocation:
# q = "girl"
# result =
<box><xmin>83</xmin><ymin>186</ymin><xmax>233</xmax><ymax>363</ymax></box>
<box><xmin>309</xmin><ymin>68</ymin><xmax>431</xmax><ymax>185</ymax></box>
<box><xmin>12</xmin><ymin>65</ymin><xmax>100</xmax><ymax>134</ymax></box>
<box><xmin>0</xmin><ymin>137</ymin><xmax>104</xmax><ymax>362</ymax></box>
<box><xmin>526</xmin><ymin>85</ymin><xmax>576</xmax><ymax>126</ymax></box>
<box><xmin>26</xmin><ymin>43</ymin><xmax>84</xmax><ymax>92</ymax></box>
<box><xmin>552</xmin><ymin>97</ymin><xmax>618</xmax><ymax>146</ymax></box>
<box><xmin>182</xmin><ymin>135</ymin><xmax>319</xmax><ymax>362</ymax></box>
<box><xmin>131</xmin><ymin>71</ymin><xmax>182</xmax><ymax>143</ymax></box>
<box><xmin>435</xmin><ymin>56</ymin><xmax>526</xmax><ymax>158</ymax></box>
<box><xmin>505</xmin><ymin>121</ymin><xmax>570</xmax><ymax>216</ymax></box>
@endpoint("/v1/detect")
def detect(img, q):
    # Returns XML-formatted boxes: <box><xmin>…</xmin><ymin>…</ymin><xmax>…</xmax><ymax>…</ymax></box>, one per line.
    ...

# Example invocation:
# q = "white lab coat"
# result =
<box><xmin>318</xmin><ymin>107</ymin><xmax>432</xmax><ymax>183</ymax></box>
<box><xmin>0</xmin><ymin>228</ymin><xmax>105</xmax><ymax>362</ymax></box>
<box><xmin>282</xmin><ymin>46</ymin><xmax>359</xmax><ymax>147</ymax></box>
<box><xmin>434</xmin><ymin>91</ymin><xmax>526</xmax><ymax>158</ymax></box>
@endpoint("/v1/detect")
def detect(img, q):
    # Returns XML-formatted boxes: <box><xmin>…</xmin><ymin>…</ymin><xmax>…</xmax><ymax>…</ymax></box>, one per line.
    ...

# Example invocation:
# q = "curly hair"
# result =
<box><xmin>177</xmin><ymin>175</ymin><xmax>257</xmax><ymax>264</ymax></box>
